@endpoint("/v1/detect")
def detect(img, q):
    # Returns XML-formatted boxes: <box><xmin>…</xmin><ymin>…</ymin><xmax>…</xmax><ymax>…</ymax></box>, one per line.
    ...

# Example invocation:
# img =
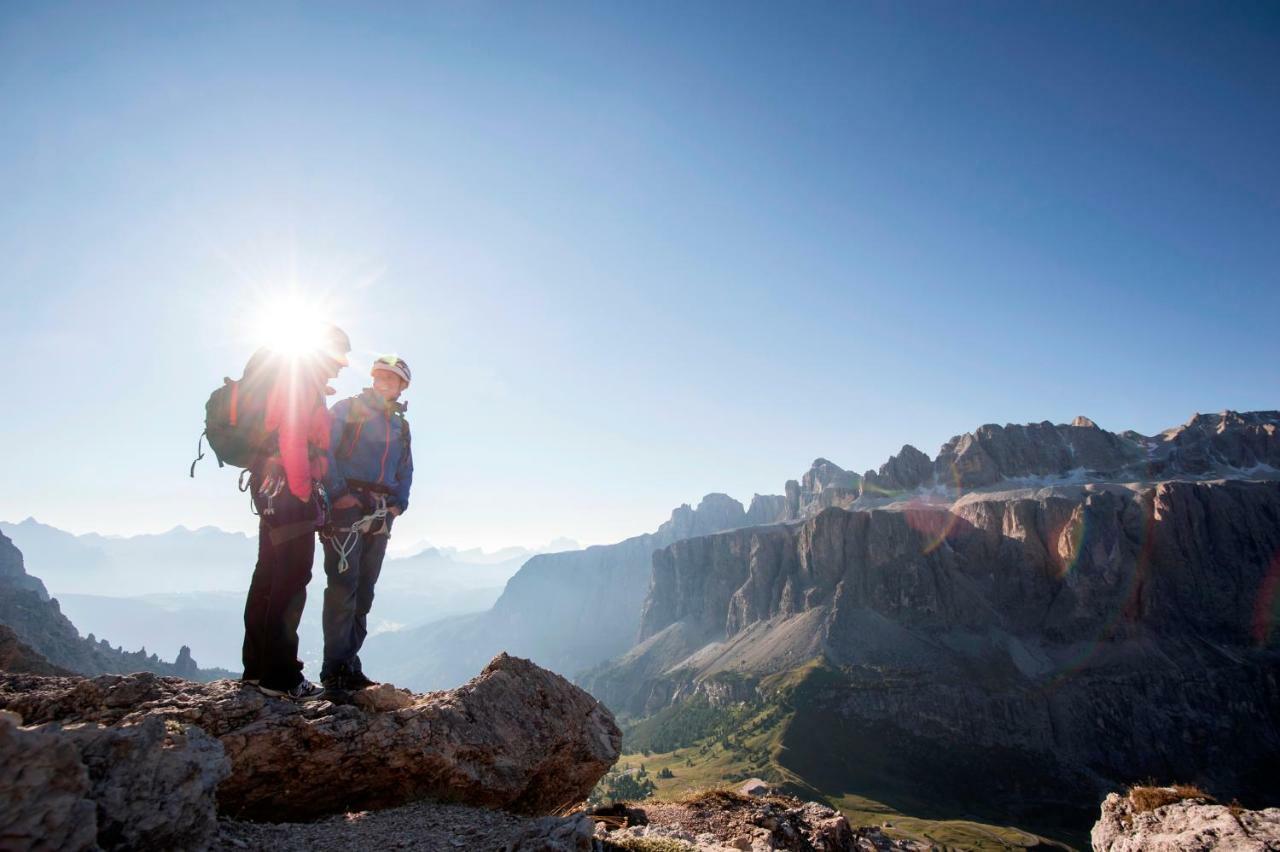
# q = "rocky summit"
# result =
<box><xmin>0</xmin><ymin>653</ymin><xmax>621</xmax><ymax>850</ymax></box>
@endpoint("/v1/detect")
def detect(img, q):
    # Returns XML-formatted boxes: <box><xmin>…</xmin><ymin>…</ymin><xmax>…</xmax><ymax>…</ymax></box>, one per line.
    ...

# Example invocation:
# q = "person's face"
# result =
<box><xmin>372</xmin><ymin>370</ymin><xmax>407</xmax><ymax>401</ymax></box>
<box><xmin>318</xmin><ymin>344</ymin><xmax>349</xmax><ymax>381</ymax></box>
<box><xmin>320</xmin><ymin>356</ymin><xmax>346</xmax><ymax>381</ymax></box>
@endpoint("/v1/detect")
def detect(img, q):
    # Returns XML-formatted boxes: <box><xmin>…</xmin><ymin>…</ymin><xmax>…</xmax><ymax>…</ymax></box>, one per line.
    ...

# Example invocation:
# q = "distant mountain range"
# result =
<box><xmin>368</xmin><ymin>409</ymin><xmax>1280</xmax><ymax>692</ymax></box>
<box><xmin>0</xmin><ymin>529</ymin><xmax>230</xmax><ymax>680</ymax></box>
<box><xmin>0</xmin><ymin>518</ymin><xmax>574</xmax><ymax>672</ymax></box>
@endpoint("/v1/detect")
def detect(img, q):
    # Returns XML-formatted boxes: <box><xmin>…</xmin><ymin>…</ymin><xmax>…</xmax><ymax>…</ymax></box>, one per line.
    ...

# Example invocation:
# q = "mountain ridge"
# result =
<box><xmin>0</xmin><ymin>530</ymin><xmax>231</xmax><ymax>680</ymax></box>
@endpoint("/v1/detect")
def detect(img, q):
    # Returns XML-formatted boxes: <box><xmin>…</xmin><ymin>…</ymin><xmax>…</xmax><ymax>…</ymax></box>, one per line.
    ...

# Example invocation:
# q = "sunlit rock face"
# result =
<box><xmin>905</xmin><ymin>409</ymin><xmax>1280</xmax><ymax>493</ymax></box>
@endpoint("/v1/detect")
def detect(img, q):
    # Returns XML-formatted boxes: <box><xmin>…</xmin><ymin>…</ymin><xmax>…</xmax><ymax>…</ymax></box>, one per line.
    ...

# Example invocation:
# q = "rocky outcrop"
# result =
<box><xmin>0</xmin><ymin>709</ymin><xmax>97</xmax><ymax>852</ymax></box>
<box><xmin>213</xmin><ymin>791</ymin><xmax>911</xmax><ymax>851</ymax></box>
<box><xmin>0</xmin><ymin>653</ymin><xmax>621</xmax><ymax>824</ymax></box>
<box><xmin>0</xmin><ymin>531</ymin><xmax>231</xmax><ymax>680</ymax></box>
<box><xmin>1150</xmin><ymin>410</ymin><xmax>1280</xmax><ymax>476</ymax></box>
<box><xmin>0</xmin><ymin>708</ymin><xmax>228</xmax><ymax>851</ymax></box>
<box><xmin>861</xmin><ymin>444</ymin><xmax>933</xmax><ymax>495</ymax></box>
<box><xmin>584</xmin><ymin>792</ymin><xmax>920</xmax><ymax>851</ymax></box>
<box><xmin>746</xmin><ymin>494</ymin><xmax>789</xmax><ymax>527</ymax></box>
<box><xmin>1092</xmin><ymin>789</ymin><xmax>1280</xmax><ymax>851</ymax></box>
<box><xmin>931</xmin><ymin>417</ymin><xmax>1144</xmax><ymax>488</ymax></box>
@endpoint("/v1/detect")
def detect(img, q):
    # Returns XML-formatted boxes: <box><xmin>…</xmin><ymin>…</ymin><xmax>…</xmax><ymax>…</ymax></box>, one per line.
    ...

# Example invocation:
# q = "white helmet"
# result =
<box><xmin>371</xmin><ymin>355</ymin><xmax>411</xmax><ymax>387</ymax></box>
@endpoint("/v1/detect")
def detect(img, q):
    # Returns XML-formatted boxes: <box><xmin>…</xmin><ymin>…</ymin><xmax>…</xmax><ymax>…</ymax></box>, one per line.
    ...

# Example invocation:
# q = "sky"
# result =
<box><xmin>1</xmin><ymin>2</ymin><xmax>1277</xmax><ymax>549</ymax></box>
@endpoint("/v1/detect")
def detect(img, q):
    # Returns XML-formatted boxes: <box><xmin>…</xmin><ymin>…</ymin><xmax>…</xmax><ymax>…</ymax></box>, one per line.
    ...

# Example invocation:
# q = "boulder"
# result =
<box><xmin>504</xmin><ymin>812</ymin><xmax>596</xmax><ymax>851</ymax></box>
<box><xmin>65</xmin><ymin>715</ymin><xmax>229</xmax><ymax>850</ymax></box>
<box><xmin>1092</xmin><ymin>789</ymin><xmax>1280</xmax><ymax>851</ymax></box>
<box><xmin>0</xmin><ymin>652</ymin><xmax>621</xmax><ymax>823</ymax></box>
<box><xmin>0</xmin><ymin>709</ymin><xmax>97</xmax><ymax>852</ymax></box>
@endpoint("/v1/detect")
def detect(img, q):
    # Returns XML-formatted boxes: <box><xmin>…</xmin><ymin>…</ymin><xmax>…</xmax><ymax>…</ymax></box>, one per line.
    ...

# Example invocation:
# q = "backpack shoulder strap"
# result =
<box><xmin>395</xmin><ymin>411</ymin><xmax>411</xmax><ymax>453</ymax></box>
<box><xmin>334</xmin><ymin>397</ymin><xmax>370</xmax><ymax>461</ymax></box>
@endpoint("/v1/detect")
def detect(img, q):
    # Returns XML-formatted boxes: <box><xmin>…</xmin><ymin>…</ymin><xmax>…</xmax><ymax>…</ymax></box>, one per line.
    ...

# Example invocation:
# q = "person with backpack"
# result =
<box><xmin>220</xmin><ymin>324</ymin><xmax>353</xmax><ymax>701</ymax></box>
<box><xmin>319</xmin><ymin>355</ymin><xmax>414</xmax><ymax>691</ymax></box>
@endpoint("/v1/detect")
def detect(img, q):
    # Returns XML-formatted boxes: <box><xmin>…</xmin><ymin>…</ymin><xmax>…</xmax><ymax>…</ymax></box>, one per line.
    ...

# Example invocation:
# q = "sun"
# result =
<box><xmin>245</xmin><ymin>291</ymin><xmax>336</xmax><ymax>357</ymax></box>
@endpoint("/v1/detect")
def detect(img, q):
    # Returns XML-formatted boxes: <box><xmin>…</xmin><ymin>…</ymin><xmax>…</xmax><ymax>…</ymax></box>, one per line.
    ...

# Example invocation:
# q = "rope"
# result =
<box><xmin>328</xmin><ymin>494</ymin><xmax>389</xmax><ymax>574</ymax></box>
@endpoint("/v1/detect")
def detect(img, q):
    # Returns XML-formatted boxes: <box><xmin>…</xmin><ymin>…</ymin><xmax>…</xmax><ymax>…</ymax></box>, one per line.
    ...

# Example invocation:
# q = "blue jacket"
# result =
<box><xmin>324</xmin><ymin>389</ymin><xmax>414</xmax><ymax>513</ymax></box>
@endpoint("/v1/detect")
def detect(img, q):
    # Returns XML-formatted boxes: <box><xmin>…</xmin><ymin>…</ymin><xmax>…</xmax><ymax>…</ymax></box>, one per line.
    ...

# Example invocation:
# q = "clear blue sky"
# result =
<box><xmin>2</xmin><ymin>2</ymin><xmax>1277</xmax><ymax>548</ymax></box>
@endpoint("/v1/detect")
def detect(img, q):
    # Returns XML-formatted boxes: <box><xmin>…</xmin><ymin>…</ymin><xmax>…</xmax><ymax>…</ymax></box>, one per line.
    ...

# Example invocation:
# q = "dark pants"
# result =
<box><xmin>320</xmin><ymin>505</ymin><xmax>390</xmax><ymax>682</ymax></box>
<box><xmin>242</xmin><ymin>485</ymin><xmax>317</xmax><ymax>690</ymax></box>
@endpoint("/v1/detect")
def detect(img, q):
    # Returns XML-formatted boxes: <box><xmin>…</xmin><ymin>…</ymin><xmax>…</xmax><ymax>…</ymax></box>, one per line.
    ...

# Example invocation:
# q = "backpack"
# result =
<box><xmin>189</xmin><ymin>349</ymin><xmax>279</xmax><ymax>477</ymax></box>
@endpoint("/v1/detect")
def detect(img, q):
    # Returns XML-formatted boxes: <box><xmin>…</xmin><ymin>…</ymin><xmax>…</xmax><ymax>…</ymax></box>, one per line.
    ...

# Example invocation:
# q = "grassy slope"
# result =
<box><xmin>611</xmin><ymin>659</ymin><xmax>1080</xmax><ymax>851</ymax></box>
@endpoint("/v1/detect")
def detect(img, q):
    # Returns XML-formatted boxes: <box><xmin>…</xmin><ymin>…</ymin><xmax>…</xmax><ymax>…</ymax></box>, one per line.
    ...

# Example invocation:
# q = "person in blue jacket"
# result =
<box><xmin>320</xmin><ymin>355</ymin><xmax>414</xmax><ymax>690</ymax></box>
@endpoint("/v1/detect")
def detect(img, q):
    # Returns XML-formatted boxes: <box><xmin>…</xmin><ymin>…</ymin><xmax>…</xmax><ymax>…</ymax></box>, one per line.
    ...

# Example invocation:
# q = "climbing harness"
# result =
<box><xmin>325</xmin><ymin>494</ymin><xmax>390</xmax><ymax>574</ymax></box>
<box><xmin>256</xmin><ymin>473</ymin><xmax>287</xmax><ymax>517</ymax></box>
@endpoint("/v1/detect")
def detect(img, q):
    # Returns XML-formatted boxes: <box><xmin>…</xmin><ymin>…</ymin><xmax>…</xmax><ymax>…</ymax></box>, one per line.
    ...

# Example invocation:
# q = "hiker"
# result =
<box><xmin>320</xmin><ymin>355</ymin><xmax>414</xmax><ymax>690</ymax></box>
<box><xmin>240</xmin><ymin>325</ymin><xmax>352</xmax><ymax>700</ymax></box>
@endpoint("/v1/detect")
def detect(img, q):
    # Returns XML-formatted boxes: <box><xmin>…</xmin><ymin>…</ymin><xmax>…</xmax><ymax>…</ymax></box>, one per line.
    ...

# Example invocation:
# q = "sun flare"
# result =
<box><xmin>246</xmin><ymin>292</ymin><xmax>337</xmax><ymax>357</ymax></box>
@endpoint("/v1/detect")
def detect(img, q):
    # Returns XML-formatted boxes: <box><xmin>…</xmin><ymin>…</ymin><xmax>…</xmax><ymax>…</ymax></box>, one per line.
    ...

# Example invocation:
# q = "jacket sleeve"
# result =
<box><xmin>393</xmin><ymin>422</ymin><xmax>413</xmax><ymax>514</ymax></box>
<box><xmin>268</xmin><ymin>380</ymin><xmax>314</xmax><ymax>502</ymax></box>
<box><xmin>323</xmin><ymin>399</ymin><xmax>350</xmax><ymax>501</ymax></box>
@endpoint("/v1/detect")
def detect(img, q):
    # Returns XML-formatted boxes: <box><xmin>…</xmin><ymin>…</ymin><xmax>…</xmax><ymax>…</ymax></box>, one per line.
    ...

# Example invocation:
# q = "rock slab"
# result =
<box><xmin>0</xmin><ymin>652</ymin><xmax>621</xmax><ymax>823</ymax></box>
<box><xmin>1092</xmin><ymin>790</ymin><xmax>1280</xmax><ymax>851</ymax></box>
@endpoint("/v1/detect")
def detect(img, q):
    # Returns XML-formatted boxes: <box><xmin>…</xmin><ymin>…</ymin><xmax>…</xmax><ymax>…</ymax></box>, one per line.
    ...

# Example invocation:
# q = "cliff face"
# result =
<box><xmin>0</xmin><ymin>531</ymin><xmax>229</xmax><ymax>680</ymax></box>
<box><xmin>587</xmin><ymin>479</ymin><xmax>1280</xmax><ymax>818</ymax></box>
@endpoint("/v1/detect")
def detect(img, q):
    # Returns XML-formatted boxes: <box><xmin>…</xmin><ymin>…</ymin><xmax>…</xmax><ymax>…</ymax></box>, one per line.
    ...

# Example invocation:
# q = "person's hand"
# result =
<box><xmin>334</xmin><ymin>494</ymin><xmax>360</xmax><ymax>509</ymax></box>
<box><xmin>389</xmin><ymin>506</ymin><xmax>402</xmax><ymax>517</ymax></box>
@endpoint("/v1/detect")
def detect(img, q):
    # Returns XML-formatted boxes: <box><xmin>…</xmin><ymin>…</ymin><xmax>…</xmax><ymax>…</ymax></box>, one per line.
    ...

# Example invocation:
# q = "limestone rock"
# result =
<box><xmin>504</xmin><ymin>812</ymin><xmax>595</xmax><ymax>851</ymax></box>
<box><xmin>862</xmin><ymin>444</ymin><xmax>933</xmax><ymax>495</ymax></box>
<box><xmin>351</xmin><ymin>682</ymin><xmax>414</xmax><ymax>712</ymax></box>
<box><xmin>1151</xmin><ymin>410</ymin><xmax>1280</xmax><ymax>475</ymax></box>
<box><xmin>1092</xmin><ymin>790</ymin><xmax>1280</xmax><ymax>851</ymax></box>
<box><xmin>592</xmin><ymin>793</ymin><xmax>920</xmax><ymax>851</ymax></box>
<box><xmin>798</xmin><ymin>459</ymin><xmax>862</xmax><ymax>515</ymax></box>
<box><xmin>0</xmin><ymin>652</ymin><xmax>621</xmax><ymax>822</ymax></box>
<box><xmin>745</xmin><ymin>494</ymin><xmax>789</xmax><ymax>527</ymax></box>
<box><xmin>65</xmin><ymin>715</ymin><xmax>229</xmax><ymax>851</ymax></box>
<box><xmin>0</xmin><ymin>709</ymin><xmax>97</xmax><ymax>852</ymax></box>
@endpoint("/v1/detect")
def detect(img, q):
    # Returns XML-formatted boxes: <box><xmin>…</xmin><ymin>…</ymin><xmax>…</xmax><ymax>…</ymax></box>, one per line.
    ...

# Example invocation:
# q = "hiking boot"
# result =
<box><xmin>345</xmin><ymin>670</ymin><xmax>378</xmax><ymax>689</ymax></box>
<box><xmin>259</xmin><ymin>679</ymin><xmax>325</xmax><ymax>702</ymax></box>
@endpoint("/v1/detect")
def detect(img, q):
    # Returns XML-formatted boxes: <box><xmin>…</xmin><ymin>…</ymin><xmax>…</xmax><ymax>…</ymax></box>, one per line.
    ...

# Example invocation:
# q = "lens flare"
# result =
<box><xmin>249</xmin><ymin>294</ymin><xmax>331</xmax><ymax>355</ymax></box>
<box><xmin>903</xmin><ymin>502</ymin><xmax>961</xmax><ymax>554</ymax></box>
<box><xmin>1252</xmin><ymin>551</ymin><xmax>1280</xmax><ymax>647</ymax></box>
<box><xmin>1038</xmin><ymin>491</ymin><xmax>1152</xmax><ymax>693</ymax></box>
